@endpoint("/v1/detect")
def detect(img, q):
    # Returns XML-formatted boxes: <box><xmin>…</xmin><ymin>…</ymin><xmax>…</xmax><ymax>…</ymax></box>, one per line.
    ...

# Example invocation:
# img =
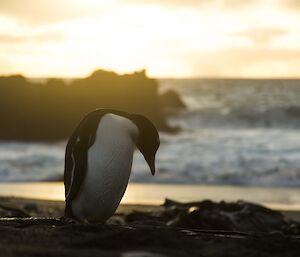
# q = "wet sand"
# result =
<box><xmin>1</xmin><ymin>182</ymin><xmax>300</xmax><ymax>210</ymax></box>
<box><xmin>0</xmin><ymin>196</ymin><xmax>299</xmax><ymax>257</ymax></box>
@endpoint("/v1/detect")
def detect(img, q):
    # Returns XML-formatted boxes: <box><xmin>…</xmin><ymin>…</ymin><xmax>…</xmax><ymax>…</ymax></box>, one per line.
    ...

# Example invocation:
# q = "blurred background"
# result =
<box><xmin>0</xmin><ymin>1</ymin><xmax>300</xmax><ymax>195</ymax></box>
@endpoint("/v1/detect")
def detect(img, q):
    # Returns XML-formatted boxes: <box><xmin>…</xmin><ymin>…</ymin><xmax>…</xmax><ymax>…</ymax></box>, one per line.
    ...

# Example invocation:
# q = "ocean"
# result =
<box><xmin>1</xmin><ymin>79</ymin><xmax>300</xmax><ymax>187</ymax></box>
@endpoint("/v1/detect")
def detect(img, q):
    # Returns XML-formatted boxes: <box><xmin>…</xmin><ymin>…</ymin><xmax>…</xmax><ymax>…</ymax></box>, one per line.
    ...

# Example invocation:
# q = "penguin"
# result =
<box><xmin>64</xmin><ymin>109</ymin><xmax>160</xmax><ymax>223</ymax></box>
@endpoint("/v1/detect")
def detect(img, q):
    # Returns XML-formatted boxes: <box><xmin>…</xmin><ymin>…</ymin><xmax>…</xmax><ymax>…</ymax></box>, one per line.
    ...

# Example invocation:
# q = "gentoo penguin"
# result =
<box><xmin>64</xmin><ymin>109</ymin><xmax>160</xmax><ymax>223</ymax></box>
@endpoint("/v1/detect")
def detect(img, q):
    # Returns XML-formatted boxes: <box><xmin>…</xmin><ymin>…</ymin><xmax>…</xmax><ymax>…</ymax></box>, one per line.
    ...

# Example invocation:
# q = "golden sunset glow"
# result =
<box><xmin>1</xmin><ymin>0</ymin><xmax>300</xmax><ymax>78</ymax></box>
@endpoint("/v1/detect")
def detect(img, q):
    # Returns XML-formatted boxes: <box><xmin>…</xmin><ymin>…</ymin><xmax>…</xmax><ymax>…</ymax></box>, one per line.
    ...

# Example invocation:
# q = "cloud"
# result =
<box><xmin>220</xmin><ymin>0</ymin><xmax>258</xmax><ymax>9</ymax></box>
<box><xmin>124</xmin><ymin>0</ymin><xmax>209</xmax><ymax>7</ymax></box>
<box><xmin>0</xmin><ymin>31</ymin><xmax>64</xmax><ymax>44</ymax></box>
<box><xmin>187</xmin><ymin>47</ymin><xmax>300</xmax><ymax>77</ymax></box>
<box><xmin>0</xmin><ymin>0</ymin><xmax>104</xmax><ymax>25</ymax></box>
<box><xmin>124</xmin><ymin>0</ymin><xmax>258</xmax><ymax>9</ymax></box>
<box><xmin>232</xmin><ymin>27</ymin><xmax>289</xmax><ymax>47</ymax></box>
<box><xmin>0</xmin><ymin>57</ymin><xmax>14</xmax><ymax>75</ymax></box>
<box><xmin>282</xmin><ymin>0</ymin><xmax>300</xmax><ymax>9</ymax></box>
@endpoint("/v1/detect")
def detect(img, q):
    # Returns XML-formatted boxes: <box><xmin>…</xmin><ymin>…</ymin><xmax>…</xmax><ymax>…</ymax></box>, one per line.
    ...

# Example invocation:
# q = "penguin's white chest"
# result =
<box><xmin>71</xmin><ymin>114</ymin><xmax>139</xmax><ymax>222</ymax></box>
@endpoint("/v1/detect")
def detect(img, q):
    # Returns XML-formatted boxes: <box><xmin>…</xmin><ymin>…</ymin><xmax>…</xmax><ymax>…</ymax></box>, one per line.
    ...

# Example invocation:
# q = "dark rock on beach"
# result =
<box><xmin>0</xmin><ymin>197</ymin><xmax>299</xmax><ymax>257</ymax></box>
<box><xmin>121</xmin><ymin>199</ymin><xmax>300</xmax><ymax>238</ymax></box>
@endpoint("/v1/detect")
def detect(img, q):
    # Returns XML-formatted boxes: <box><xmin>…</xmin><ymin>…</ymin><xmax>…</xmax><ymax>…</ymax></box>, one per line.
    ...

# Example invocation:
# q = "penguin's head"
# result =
<box><xmin>130</xmin><ymin>114</ymin><xmax>160</xmax><ymax>175</ymax></box>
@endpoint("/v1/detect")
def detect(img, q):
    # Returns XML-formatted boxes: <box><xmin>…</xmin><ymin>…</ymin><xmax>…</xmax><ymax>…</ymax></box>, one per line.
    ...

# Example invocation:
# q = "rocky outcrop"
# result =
<box><xmin>159</xmin><ymin>90</ymin><xmax>186</xmax><ymax>114</ymax></box>
<box><xmin>0</xmin><ymin>69</ymin><xmax>182</xmax><ymax>141</ymax></box>
<box><xmin>123</xmin><ymin>199</ymin><xmax>299</xmax><ymax>234</ymax></box>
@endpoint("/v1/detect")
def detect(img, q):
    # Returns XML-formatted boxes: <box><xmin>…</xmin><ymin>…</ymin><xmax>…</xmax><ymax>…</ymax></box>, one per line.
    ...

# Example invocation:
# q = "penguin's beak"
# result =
<box><xmin>137</xmin><ymin>143</ymin><xmax>158</xmax><ymax>176</ymax></box>
<box><xmin>147</xmin><ymin>156</ymin><xmax>156</xmax><ymax>176</ymax></box>
<box><xmin>138</xmin><ymin>148</ymin><xmax>156</xmax><ymax>176</ymax></box>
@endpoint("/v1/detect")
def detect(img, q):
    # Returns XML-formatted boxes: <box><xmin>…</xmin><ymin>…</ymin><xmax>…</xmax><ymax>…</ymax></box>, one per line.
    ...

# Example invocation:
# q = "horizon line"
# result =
<box><xmin>3</xmin><ymin>75</ymin><xmax>300</xmax><ymax>81</ymax></box>
<box><xmin>1</xmin><ymin>71</ymin><xmax>300</xmax><ymax>80</ymax></box>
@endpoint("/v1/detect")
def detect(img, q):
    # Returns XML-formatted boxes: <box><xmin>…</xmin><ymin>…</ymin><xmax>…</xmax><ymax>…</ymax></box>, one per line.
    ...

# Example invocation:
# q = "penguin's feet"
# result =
<box><xmin>59</xmin><ymin>216</ymin><xmax>80</xmax><ymax>224</ymax></box>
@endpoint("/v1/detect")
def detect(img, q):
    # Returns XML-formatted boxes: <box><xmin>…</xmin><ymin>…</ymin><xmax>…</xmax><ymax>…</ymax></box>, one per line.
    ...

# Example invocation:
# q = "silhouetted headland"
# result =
<box><xmin>0</xmin><ymin>69</ymin><xmax>185</xmax><ymax>141</ymax></box>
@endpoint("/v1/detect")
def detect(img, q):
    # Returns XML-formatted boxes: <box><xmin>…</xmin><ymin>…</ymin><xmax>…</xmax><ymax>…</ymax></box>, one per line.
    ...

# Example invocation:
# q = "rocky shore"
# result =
<box><xmin>0</xmin><ymin>197</ymin><xmax>299</xmax><ymax>257</ymax></box>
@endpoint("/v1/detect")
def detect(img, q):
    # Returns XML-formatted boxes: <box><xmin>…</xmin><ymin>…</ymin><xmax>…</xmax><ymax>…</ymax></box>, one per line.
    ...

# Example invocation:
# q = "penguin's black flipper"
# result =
<box><xmin>64</xmin><ymin>111</ymin><xmax>101</xmax><ymax>214</ymax></box>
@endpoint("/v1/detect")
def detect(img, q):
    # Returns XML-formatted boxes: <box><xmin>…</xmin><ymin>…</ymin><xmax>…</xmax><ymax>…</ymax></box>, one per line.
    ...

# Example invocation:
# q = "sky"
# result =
<box><xmin>0</xmin><ymin>0</ymin><xmax>300</xmax><ymax>78</ymax></box>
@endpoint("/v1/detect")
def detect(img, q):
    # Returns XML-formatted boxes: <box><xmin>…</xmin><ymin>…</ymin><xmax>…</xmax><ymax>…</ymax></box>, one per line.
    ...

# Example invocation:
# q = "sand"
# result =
<box><xmin>0</xmin><ymin>196</ymin><xmax>299</xmax><ymax>257</ymax></box>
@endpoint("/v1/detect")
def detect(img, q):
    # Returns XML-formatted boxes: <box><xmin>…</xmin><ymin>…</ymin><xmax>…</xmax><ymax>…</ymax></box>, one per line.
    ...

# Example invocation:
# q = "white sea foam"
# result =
<box><xmin>1</xmin><ymin>79</ymin><xmax>300</xmax><ymax>186</ymax></box>
<box><xmin>0</xmin><ymin>141</ymin><xmax>65</xmax><ymax>182</ymax></box>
